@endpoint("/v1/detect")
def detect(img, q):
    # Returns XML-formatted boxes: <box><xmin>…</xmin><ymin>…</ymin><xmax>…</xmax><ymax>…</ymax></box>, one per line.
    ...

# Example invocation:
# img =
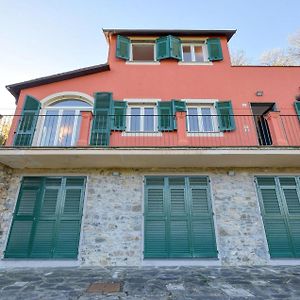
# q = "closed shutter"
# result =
<box><xmin>256</xmin><ymin>176</ymin><xmax>300</xmax><ymax>258</ymax></box>
<box><xmin>14</xmin><ymin>95</ymin><xmax>40</xmax><ymax>146</ymax></box>
<box><xmin>215</xmin><ymin>101</ymin><xmax>235</xmax><ymax>131</ymax></box>
<box><xmin>90</xmin><ymin>92</ymin><xmax>112</xmax><ymax>146</ymax></box>
<box><xmin>116</xmin><ymin>35</ymin><xmax>130</xmax><ymax>60</ymax></box>
<box><xmin>5</xmin><ymin>177</ymin><xmax>42</xmax><ymax>258</ymax></box>
<box><xmin>207</xmin><ymin>38</ymin><xmax>223</xmax><ymax>61</ymax></box>
<box><xmin>295</xmin><ymin>102</ymin><xmax>300</xmax><ymax>121</ymax></box>
<box><xmin>5</xmin><ymin>176</ymin><xmax>86</xmax><ymax>259</ymax></box>
<box><xmin>112</xmin><ymin>101</ymin><xmax>127</xmax><ymax>130</ymax></box>
<box><xmin>157</xmin><ymin>101</ymin><xmax>175</xmax><ymax>131</ymax></box>
<box><xmin>144</xmin><ymin>176</ymin><xmax>217</xmax><ymax>259</ymax></box>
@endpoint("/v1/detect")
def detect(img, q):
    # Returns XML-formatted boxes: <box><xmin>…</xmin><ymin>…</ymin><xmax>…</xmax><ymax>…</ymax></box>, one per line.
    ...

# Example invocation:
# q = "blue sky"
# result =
<box><xmin>0</xmin><ymin>0</ymin><xmax>299</xmax><ymax>113</ymax></box>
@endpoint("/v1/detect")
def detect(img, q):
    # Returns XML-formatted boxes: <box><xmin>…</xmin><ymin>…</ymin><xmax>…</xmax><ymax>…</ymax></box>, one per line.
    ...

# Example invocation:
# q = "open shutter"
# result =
<box><xmin>215</xmin><ymin>101</ymin><xmax>235</xmax><ymax>131</ymax></box>
<box><xmin>295</xmin><ymin>102</ymin><xmax>300</xmax><ymax>121</ymax></box>
<box><xmin>112</xmin><ymin>101</ymin><xmax>127</xmax><ymax>130</ymax></box>
<box><xmin>5</xmin><ymin>177</ymin><xmax>42</xmax><ymax>258</ymax></box>
<box><xmin>169</xmin><ymin>36</ymin><xmax>182</xmax><ymax>60</ymax></box>
<box><xmin>188</xmin><ymin>177</ymin><xmax>217</xmax><ymax>258</ymax></box>
<box><xmin>172</xmin><ymin>100</ymin><xmax>186</xmax><ymax>112</ymax></box>
<box><xmin>256</xmin><ymin>177</ymin><xmax>294</xmax><ymax>258</ymax></box>
<box><xmin>156</xmin><ymin>36</ymin><xmax>169</xmax><ymax>60</ymax></box>
<box><xmin>207</xmin><ymin>38</ymin><xmax>223</xmax><ymax>61</ymax></box>
<box><xmin>14</xmin><ymin>95</ymin><xmax>40</xmax><ymax>146</ymax></box>
<box><xmin>116</xmin><ymin>35</ymin><xmax>130</xmax><ymax>60</ymax></box>
<box><xmin>144</xmin><ymin>177</ymin><xmax>168</xmax><ymax>258</ymax></box>
<box><xmin>157</xmin><ymin>101</ymin><xmax>175</xmax><ymax>131</ymax></box>
<box><xmin>90</xmin><ymin>92</ymin><xmax>112</xmax><ymax>146</ymax></box>
<box><xmin>54</xmin><ymin>177</ymin><xmax>85</xmax><ymax>258</ymax></box>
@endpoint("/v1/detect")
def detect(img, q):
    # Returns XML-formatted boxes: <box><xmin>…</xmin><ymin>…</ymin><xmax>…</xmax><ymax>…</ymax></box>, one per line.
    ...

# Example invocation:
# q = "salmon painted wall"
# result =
<box><xmin>7</xmin><ymin>33</ymin><xmax>300</xmax><ymax>146</ymax></box>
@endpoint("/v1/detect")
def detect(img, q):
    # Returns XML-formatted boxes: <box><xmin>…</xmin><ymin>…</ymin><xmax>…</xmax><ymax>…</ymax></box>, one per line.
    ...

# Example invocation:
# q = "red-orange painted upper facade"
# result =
<box><xmin>5</xmin><ymin>29</ymin><xmax>300</xmax><ymax>148</ymax></box>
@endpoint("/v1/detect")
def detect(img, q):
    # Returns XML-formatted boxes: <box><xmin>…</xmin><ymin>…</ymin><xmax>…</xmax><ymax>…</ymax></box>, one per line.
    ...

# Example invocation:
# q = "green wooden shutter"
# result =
<box><xmin>112</xmin><ymin>101</ymin><xmax>127</xmax><ymax>130</ymax></box>
<box><xmin>169</xmin><ymin>36</ymin><xmax>182</xmax><ymax>60</ymax></box>
<box><xmin>144</xmin><ymin>177</ymin><xmax>168</xmax><ymax>258</ymax></box>
<box><xmin>116</xmin><ymin>35</ymin><xmax>130</xmax><ymax>60</ymax></box>
<box><xmin>90</xmin><ymin>92</ymin><xmax>112</xmax><ymax>146</ymax></box>
<box><xmin>215</xmin><ymin>101</ymin><xmax>235</xmax><ymax>131</ymax></box>
<box><xmin>156</xmin><ymin>36</ymin><xmax>169</xmax><ymax>60</ymax></box>
<box><xmin>54</xmin><ymin>177</ymin><xmax>85</xmax><ymax>258</ymax></box>
<box><xmin>5</xmin><ymin>177</ymin><xmax>42</xmax><ymax>258</ymax></box>
<box><xmin>207</xmin><ymin>38</ymin><xmax>223</xmax><ymax>61</ymax></box>
<box><xmin>256</xmin><ymin>177</ymin><xmax>294</xmax><ymax>258</ymax></box>
<box><xmin>295</xmin><ymin>102</ymin><xmax>300</xmax><ymax>121</ymax></box>
<box><xmin>188</xmin><ymin>177</ymin><xmax>218</xmax><ymax>258</ymax></box>
<box><xmin>14</xmin><ymin>95</ymin><xmax>40</xmax><ymax>146</ymax></box>
<box><xmin>157</xmin><ymin>101</ymin><xmax>175</xmax><ymax>131</ymax></box>
<box><xmin>172</xmin><ymin>100</ymin><xmax>186</xmax><ymax>112</ymax></box>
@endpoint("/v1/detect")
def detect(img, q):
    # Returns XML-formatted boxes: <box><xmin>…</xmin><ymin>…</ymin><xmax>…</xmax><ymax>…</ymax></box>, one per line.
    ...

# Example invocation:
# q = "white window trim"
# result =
<box><xmin>33</xmin><ymin>104</ymin><xmax>92</xmax><ymax>147</ymax></box>
<box><xmin>184</xmin><ymin>99</ymin><xmax>224</xmax><ymax>137</ymax></box>
<box><xmin>127</xmin><ymin>42</ymin><xmax>158</xmax><ymax>64</ymax></box>
<box><xmin>121</xmin><ymin>100</ymin><xmax>162</xmax><ymax>136</ymax></box>
<box><xmin>180</xmin><ymin>43</ymin><xmax>210</xmax><ymax>64</ymax></box>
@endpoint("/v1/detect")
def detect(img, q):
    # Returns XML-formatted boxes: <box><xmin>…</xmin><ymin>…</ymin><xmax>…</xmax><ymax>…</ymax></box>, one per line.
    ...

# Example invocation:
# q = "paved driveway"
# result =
<box><xmin>0</xmin><ymin>266</ymin><xmax>300</xmax><ymax>299</ymax></box>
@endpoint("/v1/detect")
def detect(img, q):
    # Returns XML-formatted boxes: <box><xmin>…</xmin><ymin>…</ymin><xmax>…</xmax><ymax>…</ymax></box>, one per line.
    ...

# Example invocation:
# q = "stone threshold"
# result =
<box><xmin>0</xmin><ymin>260</ymin><xmax>80</xmax><ymax>268</ymax></box>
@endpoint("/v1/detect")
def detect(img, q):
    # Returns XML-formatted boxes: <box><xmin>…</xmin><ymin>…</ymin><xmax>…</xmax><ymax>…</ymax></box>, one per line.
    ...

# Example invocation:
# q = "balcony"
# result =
<box><xmin>0</xmin><ymin>112</ymin><xmax>299</xmax><ymax>169</ymax></box>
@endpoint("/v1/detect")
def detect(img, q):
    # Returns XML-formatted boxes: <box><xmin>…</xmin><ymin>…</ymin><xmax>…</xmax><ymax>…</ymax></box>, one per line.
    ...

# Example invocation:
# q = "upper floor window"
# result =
<box><xmin>37</xmin><ymin>99</ymin><xmax>92</xmax><ymax>147</ymax></box>
<box><xmin>181</xmin><ymin>43</ymin><xmax>208</xmax><ymax>63</ymax></box>
<box><xmin>126</xmin><ymin>104</ymin><xmax>158</xmax><ymax>132</ymax></box>
<box><xmin>187</xmin><ymin>105</ymin><xmax>218</xmax><ymax>132</ymax></box>
<box><xmin>131</xmin><ymin>42</ymin><xmax>155</xmax><ymax>62</ymax></box>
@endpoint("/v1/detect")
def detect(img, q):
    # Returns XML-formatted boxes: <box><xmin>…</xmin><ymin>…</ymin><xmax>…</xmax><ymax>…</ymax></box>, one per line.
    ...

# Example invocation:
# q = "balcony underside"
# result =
<box><xmin>0</xmin><ymin>147</ymin><xmax>300</xmax><ymax>169</ymax></box>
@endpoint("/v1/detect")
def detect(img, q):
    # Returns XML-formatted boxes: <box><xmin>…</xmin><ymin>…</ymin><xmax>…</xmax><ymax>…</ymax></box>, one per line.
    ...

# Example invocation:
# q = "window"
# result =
<box><xmin>126</xmin><ymin>105</ymin><xmax>157</xmax><ymax>132</ymax></box>
<box><xmin>131</xmin><ymin>43</ymin><xmax>155</xmax><ymax>62</ymax></box>
<box><xmin>181</xmin><ymin>43</ymin><xmax>208</xmax><ymax>63</ymax></box>
<box><xmin>37</xmin><ymin>99</ymin><xmax>92</xmax><ymax>146</ymax></box>
<box><xmin>187</xmin><ymin>105</ymin><xmax>218</xmax><ymax>132</ymax></box>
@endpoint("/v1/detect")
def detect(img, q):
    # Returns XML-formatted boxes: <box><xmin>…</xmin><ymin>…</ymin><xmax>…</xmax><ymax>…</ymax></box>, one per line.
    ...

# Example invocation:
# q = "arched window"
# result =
<box><xmin>36</xmin><ymin>99</ymin><xmax>92</xmax><ymax>146</ymax></box>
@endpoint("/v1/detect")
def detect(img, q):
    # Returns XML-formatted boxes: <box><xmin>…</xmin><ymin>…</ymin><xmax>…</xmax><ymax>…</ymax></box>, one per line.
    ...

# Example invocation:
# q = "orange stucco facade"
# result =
<box><xmin>7</xmin><ymin>32</ymin><xmax>300</xmax><ymax>147</ymax></box>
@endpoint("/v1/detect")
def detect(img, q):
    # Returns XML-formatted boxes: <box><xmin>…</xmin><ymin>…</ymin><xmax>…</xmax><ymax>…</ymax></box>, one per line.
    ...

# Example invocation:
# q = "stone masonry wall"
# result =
<box><xmin>0</xmin><ymin>167</ymin><xmax>299</xmax><ymax>266</ymax></box>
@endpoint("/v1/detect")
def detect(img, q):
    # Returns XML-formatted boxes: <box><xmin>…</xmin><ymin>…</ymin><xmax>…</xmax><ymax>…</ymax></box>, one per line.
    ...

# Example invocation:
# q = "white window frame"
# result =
<box><xmin>185</xmin><ymin>100</ymin><xmax>223</xmax><ymax>137</ymax></box>
<box><xmin>129</xmin><ymin>42</ymin><xmax>157</xmax><ymax>62</ymax></box>
<box><xmin>122</xmin><ymin>100</ymin><xmax>162</xmax><ymax>136</ymax></box>
<box><xmin>34</xmin><ymin>102</ymin><xmax>92</xmax><ymax>146</ymax></box>
<box><xmin>179</xmin><ymin>43</ymin><xmax>211</xmax><ymax>65</ymax></box>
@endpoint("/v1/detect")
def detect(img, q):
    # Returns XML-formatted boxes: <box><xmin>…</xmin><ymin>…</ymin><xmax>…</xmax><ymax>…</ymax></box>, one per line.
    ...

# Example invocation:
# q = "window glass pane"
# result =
<box><xmin>188</xmin><ymin>108</ymin><xmax>199</xmax><ymax>131</ymax></box>
<box><xmin>144</xmin><ymin>108</ymin><xmax>154</xmax><ymax>131</ymax></box>
<box><xmin>130</xmin><ymin>108</ymin><xmax>141</xmax><ymax>131</ymax></box>
<box><xmin>201</xmin><ymin>108</ymin><xmax>214</xmax><ymax>132</ymax></box>
<box><xmin>50</xmin><ymin>100</ymin><xmax>91</xmax><ymax>107</ymax></box>
<box><xmin>57</xmin><ymin>110</ymin><xmax>75</xmax><ymax>146</ymax></box>
<box><xmin>40</xmin><ymin>110</ymin><xmax>59</xmax><ymax>146</ymax></box>
<box><xmin>132</xmin><ymin>44</ymin><xmax>154</xmax><ymax>61</ymax></box>
<box><xmin>194</xmin><ymin>46</ymin><xmax>204</xmax><ymax>62</ymax></box>
<box><xmin>182</xmin><ymin>46</ymin><xmax>192</xmax><ymax>62</ymax></box>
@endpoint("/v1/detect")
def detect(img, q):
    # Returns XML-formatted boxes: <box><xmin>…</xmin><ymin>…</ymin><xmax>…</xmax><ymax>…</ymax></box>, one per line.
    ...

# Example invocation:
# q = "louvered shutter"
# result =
<box><xmin>295</xmin><ymin>102</ymin><xmax>300</xmax><ymax>121</ymax></box>
<box><xmin>54</xmin><ymin>177</ymin><xmax>85</xmax><ymax>258</ymax></box>
<box><xmin>215</xmin><ymin>101</ymin><xmax>235</xmax><ymax>131</ymax></box>
<box><xmin>157</xmin><ymin>101</ymin><xmax>175</xmax><ymax>131</ymax></box>
<box><xmin>256</xmin><ymin>177</ymin><xmax>294</xmax><ymax>258</ymax></box>
<box><xmin>169</xmin><ymin>36</ymin><xmax>182</xmax><ymax>60</ymax></box>
<box><xmin>144</xmin><ymin>177</ymin><xmax>168</xmax><ymax>258</ymax></box>
<box><xmin>188</xmin><ymin>177</ymin><xmax>218</xmax><ymax>258</ymax></box>
<box><xmin>112</xmin><ymin>101</ymin><xmax>127</xmax><ymax>130</ymax></box>
<box><xmin>116</xmin><ymin>35</ymin><xmax>130</xmax><ymax>60</ymax></box>
<box><xmin>90</xmin><ymin>92</ymin><xmax>112</xmax><ymax>146</ymax></box>
<box><xmin>14</xmin><ymin>95</ymin><xmax>40</xmax><ymax>146</ymax></box>
<box><xmin>278</xmin><ymin>177</ymin><xmax>300</xmax><ymax>257</ymax></box>
<box><xmin>5</xmin><ymin>177</ymin><xmax>42</xmax><ymax>258</ymax></box>
<box><xmin>169</xmin><ymin>177</ymin><xmax>190</xmax><ymax>257</ymax></box>
<box><xmin>156</xmin><ymin>36</ymin><xmax>169</xmax><ymax>60</ymax></box>
<box><xmin>207</xmin><ymin>38</ymin><xmax>223</xmax><ymax>61</ymax></box>
<box><xmin>172</xmin><ymin>100</ymin><xmax>186</xmax><ymax>112</ymax></box>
